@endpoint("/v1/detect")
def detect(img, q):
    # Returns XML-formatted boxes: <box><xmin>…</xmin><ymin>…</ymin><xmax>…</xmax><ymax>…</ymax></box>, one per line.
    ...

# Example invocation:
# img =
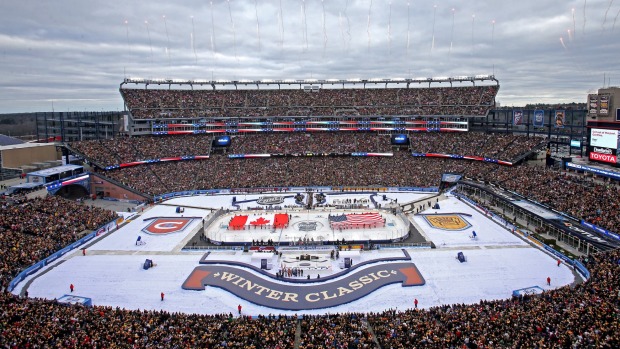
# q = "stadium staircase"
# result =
<box><xmin>129</xmin><ymin>142</ymin><xmax>170</xmax><ymax>194</ymax></box>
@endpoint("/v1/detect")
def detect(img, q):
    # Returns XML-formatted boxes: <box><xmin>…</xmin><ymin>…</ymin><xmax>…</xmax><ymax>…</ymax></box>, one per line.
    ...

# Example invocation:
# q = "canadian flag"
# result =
<box><xmin>229</xmin><ymin>213</ymin><xmax>289</xmax><ymax>229</ymax></box>
<box><xmin>250</xmin><ymin>217</ymin><xmax>271</xmax><ymax>225</ymax></box>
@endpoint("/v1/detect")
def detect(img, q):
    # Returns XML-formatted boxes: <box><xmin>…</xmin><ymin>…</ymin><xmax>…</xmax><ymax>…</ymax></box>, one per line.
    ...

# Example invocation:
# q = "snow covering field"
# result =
<box><xmin>17</xmin><ymin>192</ymin><xmax>576</xmax><ymax>316</ymax></box>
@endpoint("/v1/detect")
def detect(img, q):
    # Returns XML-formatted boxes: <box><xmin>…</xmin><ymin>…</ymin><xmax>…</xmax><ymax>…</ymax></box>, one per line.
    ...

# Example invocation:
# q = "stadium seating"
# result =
<box><xmin>121</xmin><ymin>85</ymin><xmax>499</xmax><ymax>119</ymax></box>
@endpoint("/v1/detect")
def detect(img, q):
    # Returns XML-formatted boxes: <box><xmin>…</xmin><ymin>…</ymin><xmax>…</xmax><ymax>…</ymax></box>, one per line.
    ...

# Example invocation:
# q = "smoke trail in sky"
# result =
<box><xmin>255</xmin><ymin>0</ymin><xmax>261</xmax><ymax>52</ymax></box>
<box><xmin>227</xmin><ymin>0</ymin><xmax>237</xmax><ymax>61</ymax></box>
<box><xmin>602</xmin><ymin>0</ymin><xmax>614</xmax><ymax>31</ymax></box>
<box><xmin>431</xmin><ymin>5</ymin><xmax>437</xmax><ymax>52</ymax></box>
<box><xmin>162</xmin><ymin>15</ymin><xmax>171</xmax><ymax>66</ymax></box>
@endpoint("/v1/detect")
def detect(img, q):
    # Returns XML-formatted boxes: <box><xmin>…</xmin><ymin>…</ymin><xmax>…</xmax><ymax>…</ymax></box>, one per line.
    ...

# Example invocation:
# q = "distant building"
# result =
<box><xmin>35</xmin><ymin>111</ymin><xmax>124</xmax><ymax>143</ymax></box>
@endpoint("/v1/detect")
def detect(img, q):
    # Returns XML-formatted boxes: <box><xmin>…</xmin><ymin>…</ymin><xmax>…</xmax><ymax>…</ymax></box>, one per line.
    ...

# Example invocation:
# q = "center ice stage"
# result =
<box><xmin>206</xmin><ymin>209</ymin><xmax>410</xmax><ymax>245</ymax></box>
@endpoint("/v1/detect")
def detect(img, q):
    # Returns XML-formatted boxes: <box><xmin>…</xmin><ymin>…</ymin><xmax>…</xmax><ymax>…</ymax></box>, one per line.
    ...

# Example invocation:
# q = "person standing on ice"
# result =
<box><xmin>547</xmin><ymin>276</ymin><xmax>551</xmax><ymax>286</ymax></box>
<box><xmin>70</xmin><ymin>284</ymin><xmax>74</xmax><ymax>292</ymax></box>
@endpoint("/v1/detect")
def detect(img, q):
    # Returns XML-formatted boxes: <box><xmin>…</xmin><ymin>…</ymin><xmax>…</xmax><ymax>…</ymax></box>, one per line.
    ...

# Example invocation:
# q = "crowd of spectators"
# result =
<box><xmin>1</xmin><ymin>247</ymin><xmax>618</xmax><ymax>347</ymax></box>
<box><xmin>409</xmin><ymin>132</ymin><xmax>544</xmax><ymax>161</ymax></box>
<box><xmin>0</xmin><ymin>195</ymin><xmax>117</xmax><ymax>291</ymax></box>
<box><xmin>121</xmin><ymin>85</ymin><xmax>499</xmax><ymax>119</ymax></box>
<box><xmin>69</xmin><ymin>135</ymin><xmax>214</xmax><ymax>167</ymax></box>
<box><xmin>70</xmin><ymin>132</ymin><xmax>539</xmax><ymax>169</ymax></box>
<box><xmin>229</xmin><ymin>133</ymin><xmax>392</xmax><ymax>154</ymax></box>
<box><xmin>101</xmin><ymin>152</ymin><xmax>498</xmax><ymax>196</ymax></box>
<box><xmin>484</xmin><ymin>165</ymin><xmax>620</xmax><ymax>234</ymax></box>
<box><xmin>70</xmin><ymin>128</ymin><xmax>620</xmax><ymax>236</ymax></box>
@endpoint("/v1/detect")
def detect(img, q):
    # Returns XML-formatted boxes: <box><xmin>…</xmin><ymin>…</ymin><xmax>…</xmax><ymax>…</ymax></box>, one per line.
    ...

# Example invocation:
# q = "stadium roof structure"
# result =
<box><xmin>121</xmin><ymin>75</ymin><xmax>498</xmax><ymax>89</ymax></box>
<box><xmin>28</xmin><ymin>164</ymin><xmax>82</xmax><ymax>177</ymax></box>
<box><xmin>0</xmin><ymin>134</ymin><xmax>25</xmax><ymax>146</ymax></box>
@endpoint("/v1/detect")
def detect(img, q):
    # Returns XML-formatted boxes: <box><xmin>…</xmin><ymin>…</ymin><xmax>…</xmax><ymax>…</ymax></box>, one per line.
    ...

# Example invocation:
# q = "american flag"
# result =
<box><xmin>329</xmin><ymin>212</ymin><xmax>384</xmax><ymax>229</ymax></box>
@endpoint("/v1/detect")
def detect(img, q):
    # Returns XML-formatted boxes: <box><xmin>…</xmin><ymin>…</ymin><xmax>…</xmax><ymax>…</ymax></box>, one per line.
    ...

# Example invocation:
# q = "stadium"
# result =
<box><xmin>2</xmin><ymin>75</ymin><xmax>620</xmax><ymax>348</ymax></box>
<box><xmin>1</xmin><ymin>2</ymin><xmax>620</xmax><ymax>348</ymax></box>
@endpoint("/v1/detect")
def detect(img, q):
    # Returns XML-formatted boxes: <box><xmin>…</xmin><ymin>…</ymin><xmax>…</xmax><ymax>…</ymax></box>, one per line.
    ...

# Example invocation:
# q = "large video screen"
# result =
<box><xmin>390</xmin><ymin>134</ymin><xmax>409</xmax><ymax>145</ymax></box>
<box><xmin>590</xmin><ymin>128</ymin><xmax>618</xmax><ymax>149</ymax></box>
<box><xmin>213</xmin><ymin>135</ymin><xmax>231</xmax><ymax>147</ymax></box>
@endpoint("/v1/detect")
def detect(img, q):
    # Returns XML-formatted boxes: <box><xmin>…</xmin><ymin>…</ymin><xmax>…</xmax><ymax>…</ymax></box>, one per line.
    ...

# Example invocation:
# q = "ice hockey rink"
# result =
<box><xmin>16</xmin><ymin>191</ymin><xmax>576</xmax><ymax>316</ymax></box>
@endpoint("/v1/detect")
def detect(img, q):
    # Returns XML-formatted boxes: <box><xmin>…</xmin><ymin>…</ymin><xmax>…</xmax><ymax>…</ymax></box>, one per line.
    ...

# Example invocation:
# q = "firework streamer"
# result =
<box><xmin>255</xmin><ymin>0</ymin><xmax>261</xmax><ymax>52</ymax></box>
<box><xmin>572</xmin><ymin>8</ymin><xmax>576</xmax><ymax>38</ymax></box>
<box><xmin>471</xmin><ymin>14</ymin><xmax>475</xmax><ymax>54</ymax></box>
<box><xmin>191</xmin><ymin>16</ymin><xmax>198</xmax><ymax>65</ymax></box>
<box><xmin>322</xmin><ymin>0</ymin><xmax>328</xmax><ymax>57</ymax></box>
<box><xmin>613</xmin><ymin>7</ymin><xmax>620</xmax><ymax>30</ymax></box>
<box><xmin>367</xmin><ymin>0</ymin><xmax>373</xmax><ymax>52</ymax></box>
<box><xmin>387</xmin><ymin>1</ymin><xmax>392</xmax><ymax>55</ymax></box>
<box><xmin>301</xmin><ymin>0</ymin><xmax>308</xmax><ymax>51</ymax></box>
<box><xmin>279</xmin><ymin>0</ymin><xmax>284</xmax><ymax>51</ymax></box>
<box><xmin>124</xmin><ymin>20</ymin><xmax>130</xmax><ymax>48</ymax></box>
<box><xmin>491</xmin><ymin>20</ymin><xmax>495</xmax><ymax>47</ymax></box>
<box><xmin>559</xmin><ymin>36</ymin><xmax>567</xmax><ymax>50</ymax></box>
<box><xmin>449</xmin><ymin>8</ymin><xmax>455</xmax><ymax>54</ymax></box>
<box><xmin>344</xmin><ymin>0</ymin><xmax>351</xmax><ymax>49</ymax></box>
<box><xmin>567</xmin><ymin>29</ymin><xmax>573</xmax><ymax>41</ymax></box>
<box><xmin>227</xmin><ymin>0</ymin><xmax>237</xmax><ymax>61</ymax></box>
<box><xmin>583</xmin><ymin>0</ymin><xmax>587</xmax><ymax>34</ymax></box>
<box><xmin>431</xmin><ymin>5</ymin><xmax>437</xmax><ymax>53</ymax></box>
<box><xmin>339</xmin><ymin>12</ymin><xmax>346</xmax><ymax>52</ymax></box>
<box><xmin>602</xmin><ymin>0</ymin><xmax>614</xmax><ymax>31</ymax></box>
<box><xmin>123</xmin><ymin>20</ymin><xmax>130</xmax><ymax>79</ymax></box>
<box><xmin>162</xmin><ymin>15</ymin><xmax>171</xmax><ymax>66</ymax></box>
<box><xmin>210</xmin><ymin>1</ymin><xmax>216</xmax><ymax>58</ymax></box>
<box><xmin>145</xmin><ymin>20</ymin><xmax>154</xmax><ymax>64</ymax></box>
<box><xmin>406</xmin><ymin>1</ymin><xmax>411</xmax><ymax>57</ymax></box>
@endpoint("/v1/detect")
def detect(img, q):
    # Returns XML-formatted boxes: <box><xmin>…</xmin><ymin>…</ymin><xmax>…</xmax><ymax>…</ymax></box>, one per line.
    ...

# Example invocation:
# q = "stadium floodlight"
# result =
<box><xmin>413</xmin><ymin>77</ymin><xmax>427</xmax><ymax>82</ymax></box>
<box><xmin>261</xmin><ymin>79</ymin><xmax>274</xmax><ymax>83</ymax></box>
<box><xmin>391</xmin><ymin>77</ymin><xmax>404</xmax><ymax>81</ymax></box>
<box><xmin>434</xmin><ymin>76</ymin><xmax>449</xmax><ymax>81</ymax></box>
<box><xmin>326</xmin><ymin>79</ymin><xmax>339</xmax><ymax>82</ymax></box>
<box><xmin>475</xmin><ymin>74</ymin><xmax>491</xmax><ymax>79</ymax></box>
<box><xmin>305</xmin><ymin>79</ymin><xmax>317</xmax><ymax>82</ymax></box>
<box><xmin>194</xmin><ymin>79</ymin><xmax>208</xmax><ymax>84</ymax></box>
<box><xmin>284</xmin><ymin>79</ymin><xmax>295</xmax><ymax>83</ymax></box>
<box><xmin>239</xmin><ymin>79</ymin><xmax>252</xmax><ymax>83</ymax></box>
<box><xmin>274</xmin><ymin>79</ymin><xmax>283</xmax><ymax>83</ymax></box>
<box><xmin>216</xmin><ymin>79</ymin><xmax>231</xmax><ymax>83</ymax></box>
<box><xmin>369</xmin><ymin>78</ymin><xmax>382</xmax><ymax>82</ymax></box>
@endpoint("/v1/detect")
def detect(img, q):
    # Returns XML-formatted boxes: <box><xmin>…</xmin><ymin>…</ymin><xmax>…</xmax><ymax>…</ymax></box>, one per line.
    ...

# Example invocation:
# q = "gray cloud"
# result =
<box><xmin>0</xmin><ymin>0</ymin><xmax>618</xmax><ymax>113</ymax></box>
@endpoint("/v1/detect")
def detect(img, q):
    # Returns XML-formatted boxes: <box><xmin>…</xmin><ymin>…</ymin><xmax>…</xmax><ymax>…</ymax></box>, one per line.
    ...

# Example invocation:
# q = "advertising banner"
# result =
<box><xmin>588</xmin><ymin>94</ymin><xmax>599</xmax><ymax>115</ymax></box>
<box><xmin>599</xmin><ymin>94</ymin><xmax>610</xmax><ymax>115</ymax></box>
<box><xmin>554</xmin><ymin>110</ymin><xmax>565</xmax><ymax>128</ymax></box>
<box><xmin>533</xmin><ymin>109</ymin><xmax>544</xmax><ymax>127</ymax></box>
<box><xmin>512</xmin><ymin>110</ymin><xmax>523</xmax><ymax>125</ymax></box>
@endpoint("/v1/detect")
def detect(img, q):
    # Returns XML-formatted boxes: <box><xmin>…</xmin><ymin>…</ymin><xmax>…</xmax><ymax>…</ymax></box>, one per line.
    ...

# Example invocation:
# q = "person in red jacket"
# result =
<box><xmin>70</xmin><ymin>284</ymin><xmax>74</xmax><ymax>292</ymax></box>
<box><xmin>238</xmin><ymin>304</ymin><xmax>242</xmax><ymax>315</ymax></box>
<box><xmin>161</xmin><ymin>292</ymin><xmax>165</xmax><ymax>301</ymax></box>
<box><xmin>414</xmin><ymin>298</ymin><xmax>418</xmax><ymax>309</ymax></box>
<box><xmin>547</xmin><ymin>276</ymin><xmax>551</xmax><ymax>286</ymax></box>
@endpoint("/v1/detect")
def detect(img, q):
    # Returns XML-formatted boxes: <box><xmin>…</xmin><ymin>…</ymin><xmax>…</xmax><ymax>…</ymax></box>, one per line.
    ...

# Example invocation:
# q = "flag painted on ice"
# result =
<box><xmin>329</xmin><ymin>212</ymin><xmax>384</xmax><ymax>229</ymax></box>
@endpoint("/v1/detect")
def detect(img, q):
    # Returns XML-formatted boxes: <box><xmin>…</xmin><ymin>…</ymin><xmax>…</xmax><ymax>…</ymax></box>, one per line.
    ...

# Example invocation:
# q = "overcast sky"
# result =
<box><xmin>0</xmin><ymin>0</ymin><xmax>618</xmax><ymax>113</ymax></box>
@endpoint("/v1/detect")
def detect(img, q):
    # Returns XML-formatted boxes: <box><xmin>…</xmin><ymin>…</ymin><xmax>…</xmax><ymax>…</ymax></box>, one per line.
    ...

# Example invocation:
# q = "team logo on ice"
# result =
<box><xmin>424</xmin><ymin>215</ymin><xmax>471</xmax><ymax>231</ymax></box>
<box><xmin>143</xmin><ymin>218</ymin><xmax>193</xmax><ymax>235</ymax></box>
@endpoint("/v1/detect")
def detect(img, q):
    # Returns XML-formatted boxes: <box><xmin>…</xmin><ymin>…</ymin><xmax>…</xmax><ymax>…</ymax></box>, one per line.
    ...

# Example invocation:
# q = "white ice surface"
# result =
<box><xmin>20</xmin><ymin>193</ymin><xmax>576</xmax><ymax>316</ymax></box>
<box><xmin>412</xmin><ymin>197</ymin><xmax>527</xmax><ymax>247</ymax></box>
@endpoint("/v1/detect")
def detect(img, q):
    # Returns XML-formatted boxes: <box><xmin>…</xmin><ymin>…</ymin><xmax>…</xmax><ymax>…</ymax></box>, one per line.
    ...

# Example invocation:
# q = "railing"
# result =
<box><xmin>375</xmin><ymin>242</ymin><xmax>433</xmax><ymax>249</ymax></box>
